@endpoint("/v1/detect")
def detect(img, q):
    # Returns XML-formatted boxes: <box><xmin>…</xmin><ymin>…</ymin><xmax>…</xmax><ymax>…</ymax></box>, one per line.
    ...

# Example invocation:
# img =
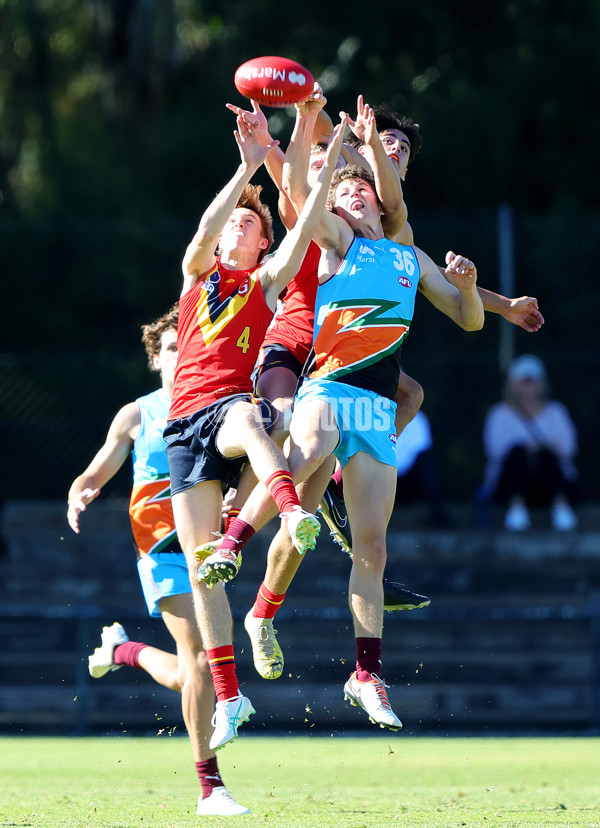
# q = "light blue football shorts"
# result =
<box><xmin>137</xmin><ymin>550</ymin><xmax>192</xmax><ymax>618</ymax></box>
<box><xmin>294</xmin><ymin>378</ymin><xmax>397</xmax><ymax>469</ymax></box>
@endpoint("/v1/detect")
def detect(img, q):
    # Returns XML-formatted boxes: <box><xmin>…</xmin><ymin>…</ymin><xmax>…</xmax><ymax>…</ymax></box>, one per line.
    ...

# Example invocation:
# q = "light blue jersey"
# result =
<box><xmin>310</xmin><ymin>236</ymin><xmax>420</xmax><ymax>399</ymax></box>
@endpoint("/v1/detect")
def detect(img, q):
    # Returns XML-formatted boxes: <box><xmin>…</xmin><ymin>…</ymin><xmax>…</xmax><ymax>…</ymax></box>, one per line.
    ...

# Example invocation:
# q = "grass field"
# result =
<box><xmin>1</xmin><ymin>735</ymin><xmax>599</xmax><ymax>827</ymax></box>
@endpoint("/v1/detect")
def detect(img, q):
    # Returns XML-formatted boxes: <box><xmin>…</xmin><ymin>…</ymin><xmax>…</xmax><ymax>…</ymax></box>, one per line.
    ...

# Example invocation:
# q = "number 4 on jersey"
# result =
<box><xmin>236</xmin><ymin>326</ymin><xmax>251</xmax><ymax>354</ymax></box>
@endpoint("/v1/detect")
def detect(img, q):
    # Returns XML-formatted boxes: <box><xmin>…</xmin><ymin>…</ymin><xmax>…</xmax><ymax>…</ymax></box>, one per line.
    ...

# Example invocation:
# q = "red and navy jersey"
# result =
<box><xmin>169</xmin><ymin>259</ymin><xmax>273</xmax><ymax>420</ymax></box>
<box><xmin>261</xmin><ymin>241</ymin><xmax>320</xmax><ymax>364</ymax></box>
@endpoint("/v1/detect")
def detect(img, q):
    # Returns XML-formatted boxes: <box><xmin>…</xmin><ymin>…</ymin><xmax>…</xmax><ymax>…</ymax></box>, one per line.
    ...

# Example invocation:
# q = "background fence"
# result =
<box><xmin>1</xmin><ymin>500</ymin><xmax>599</xmax><ymax>736</ymax></box>
<box><xmin>1</xmin><ymin>207</ymin><xmax>599</xmax><ymax>504</ymax></box>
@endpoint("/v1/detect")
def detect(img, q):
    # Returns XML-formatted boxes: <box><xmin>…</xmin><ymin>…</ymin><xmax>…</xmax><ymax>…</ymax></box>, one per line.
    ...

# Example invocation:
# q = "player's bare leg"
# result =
<box><xmin>171</xmin><ymin>481</ymin><xmax>255</xmax><ymax>751</ymax></box>
<box><xmin>244</xmin><ymin>459</ymin><xmax>335</xmax><ymax>679</ymax></box>
<box><xmin>161</xmin><ymin>594</ymin><xmax>251</xmax><ymax>815</ymax></box>
<box><xmin>256</xmin><ymin>364</ymin><xmax>298</xmax><ymax>437</ymax></box>
<box><xmin>395</xmin><ymin>370</ymin><xmax>424</xmax><ymax>436</ymax></box>
<box><xmin>342</xmin><ymin>451</ymin><xmax>402</xmax><ymax>731</ymax></box>
<box><xmin>243</xmin><ymin>411</ymin><xmax>337</xmax><ymax>680</ymax></box>
<box><xmin>198</xmin><ymin>400</ymin><xmax>326</xmax><ymax>587</ymax></box>
<box><xmin>263</xmin><ymin>459</ymin><xmax>335</xmax><ymax>593</ymax></box>
<box><xmin>220</xmin><ymin>387</ymin><xmax>292</xmax><ymax>528</ymax></box>
<box><xmin>171</xmin><ymin>481</ymin><xmax>230</xmax><ymax>645</ymax></box>
<box><xmin>158</xmin><ymin>593</ymin><xmax>215</xmax><ymax>760</ymax></box>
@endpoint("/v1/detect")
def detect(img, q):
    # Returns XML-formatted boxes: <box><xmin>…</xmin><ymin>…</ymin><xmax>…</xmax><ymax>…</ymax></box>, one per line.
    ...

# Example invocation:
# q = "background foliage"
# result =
<box><xmin>1</xmin><ymin>0</ymin><xmax>598</xmax><ymax>501</ymax></box>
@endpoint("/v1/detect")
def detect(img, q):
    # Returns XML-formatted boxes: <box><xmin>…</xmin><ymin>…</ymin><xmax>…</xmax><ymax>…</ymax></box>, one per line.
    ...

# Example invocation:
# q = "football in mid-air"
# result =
<box><xmin>234</xmin><ymin>56</ymin><xmax>314</xmax><ymax>108</ymax></box>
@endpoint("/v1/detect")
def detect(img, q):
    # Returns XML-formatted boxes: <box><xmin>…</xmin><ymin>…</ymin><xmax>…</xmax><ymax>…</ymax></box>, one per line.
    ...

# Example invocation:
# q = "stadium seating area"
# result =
<box><xmin>1</xmin><ymin>499</ymin><xmax>599</xmax><ymax>735</ymax></box>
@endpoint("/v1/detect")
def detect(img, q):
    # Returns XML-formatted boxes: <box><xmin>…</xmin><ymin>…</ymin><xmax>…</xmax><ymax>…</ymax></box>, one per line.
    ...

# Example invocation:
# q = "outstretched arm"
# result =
<box><xmin>282</xmin><ymin>86</ymin><xmax>327</xmax><ymax>211</ymax></box>
<box><xmin>418</xmin><ymin>249</ymin><xmax>485</xmax><ymax>331</ymax></box>
<box><xmin>261</xmin><ymin>118</ymin><xmax>348</xmax><ymax>307</ymax></box>
<box><xmin>477</xmin><ymin>288</ymin><xmax>544</xmax><ymax>332</ymax></box>
<box><xmin>67</xmin><ymin>402</ymin><xmax>139</xmax><ymax>533</ymax></box>
<box><xmin>282</xmin><ymin>93</ymin><xmax>351</xmax><ymax>257</ymax></box>
<box><xmin>347</xmin><ymin>95</ymin><xmax>408</xmax><ymax>237</ymax></box>
<box><xmin>181</xmin><ymin>116</ymin><xmax>279</xmax><ymax>293</ymax></box>
<box><xmin>436</xmin><ymin>263</ymin><xmax>544</xmax><ymax>332</ymax></box>
<box><xmin>224</xmin><ymin>99</ymin><xmax>298</xmax><ymax>228</ymax></box>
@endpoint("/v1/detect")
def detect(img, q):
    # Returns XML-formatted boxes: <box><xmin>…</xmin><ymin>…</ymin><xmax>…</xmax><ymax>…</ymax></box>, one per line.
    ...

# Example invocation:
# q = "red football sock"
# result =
<box><xmin>218</xmin><ymin>519</ymin><xmax>255</xmax><ymax>553</ymax></box>
<box><xmin>206</xmin><ymin>645</ymin><xmax>239</xmax><ymax>701</ymax></box>
<box><xmin>265</xmin><ymin>469</ymin><xmax>300</xmax><ymax>515</ymax></box>
<box><xmin>355</xmin><ymin>637</ymin><xmax>383</xmax><ymax>682</ymax></box>
<box><xmin>253</xmin><ymin>581</ymin><xmax>286</xmax><ymax>619</ymax></box>
<box><xmin>224</xmin><ymin>508</ymin><xmax>241</xmax><ymax>533</ymax></box>
<box><xmin>196</xmin><ymin>756</ymin><xmax>223</xmax><ymax>799</ymax></box>
<box><xmin>113</xmin><ymin>641</ymin><xmax>147</xmax><ymax>670</ymax></box>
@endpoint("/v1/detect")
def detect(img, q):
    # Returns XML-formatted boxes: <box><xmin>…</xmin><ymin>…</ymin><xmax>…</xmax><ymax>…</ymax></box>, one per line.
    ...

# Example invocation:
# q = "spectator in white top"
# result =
<box><xmin>482</xmin><ymin>354</ymin><xmax>579</xmax><ymax>532</ymax></box>
<box><xmin>394</xmin><ymin>410</ymin><xmax>448</xmax><ymax>527</ymax></box>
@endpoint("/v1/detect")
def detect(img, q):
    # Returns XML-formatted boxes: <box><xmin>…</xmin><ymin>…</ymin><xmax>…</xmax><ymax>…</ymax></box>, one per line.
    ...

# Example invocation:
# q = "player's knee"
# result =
<box><xmin>290</xmin><ymin>433</ymin><xmax>331</xmax><ymax>475</ymax></box>
<box><xmin>268</xmin><ymin>402</ymin><xmax>291</xmax><ymax>444</ymax></box>
<box><xmin>353</xmin><ymin>537</ymin><xmax>387</xmax><ymax>573</ymax></box>
<box><xmin>178</xmin><ymin>648</ymin><xmax>210</xmax><ymax>691</ymax></box>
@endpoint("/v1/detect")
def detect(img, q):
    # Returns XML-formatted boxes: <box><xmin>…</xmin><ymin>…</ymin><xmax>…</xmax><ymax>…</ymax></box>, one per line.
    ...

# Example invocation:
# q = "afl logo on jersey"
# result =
<box><xmin>397</xmin><ymin>276</ymin><xmax>413</xmax><ymax>288</ymax></box>
<box><xmin>204</xmin><ymin>270</ymin><xmax>220</xmax><ymax>294</ymax></box>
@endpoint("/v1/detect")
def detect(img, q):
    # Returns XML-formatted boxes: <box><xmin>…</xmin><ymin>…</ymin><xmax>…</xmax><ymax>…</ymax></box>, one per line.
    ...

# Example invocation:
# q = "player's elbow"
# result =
<box><xmin>182</xmin><ymin>247</ymin><xmax>197</xmax><ymax>275</ymax></box>
<box><xmin>461</xmin><ymin>314</ymin><xmax>485</xmax><ymax>332</ymax></box>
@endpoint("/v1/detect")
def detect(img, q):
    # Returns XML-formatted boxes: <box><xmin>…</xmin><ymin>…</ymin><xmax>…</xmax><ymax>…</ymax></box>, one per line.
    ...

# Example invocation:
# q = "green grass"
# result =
<box><xmin>1</xmin><ymin>736</ymin><xmax>599</xmax><ymax>827</ymax></box>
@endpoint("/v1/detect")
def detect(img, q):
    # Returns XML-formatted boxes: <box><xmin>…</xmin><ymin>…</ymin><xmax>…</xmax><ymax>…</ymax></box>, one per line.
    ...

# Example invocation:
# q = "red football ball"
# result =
<box><xmin>234</xmin><ymin>56</ymin><xmax>314</xmax><ymax>108</ymax></box>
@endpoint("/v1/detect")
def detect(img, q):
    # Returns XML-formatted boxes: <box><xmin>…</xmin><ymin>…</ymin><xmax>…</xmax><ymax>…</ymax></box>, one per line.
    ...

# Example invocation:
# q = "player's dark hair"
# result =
<box><xmin>347</xmin><ymin>106</ymin><xmax>422</xmax><ymax>163</ymax></box>
<box><xmin>328</xmin><ymin>164</ymin><xmax>382</xmax><ymax>210</ymax></box>
<box><xmin>236</xmin><ymin>184</ymin><xmax>274</xmax><ymax>260</ymax></box>
<box><xmin>141</xmin><ymin>302</ymin><xmax>179</xmax><ymax>370</ymax></box>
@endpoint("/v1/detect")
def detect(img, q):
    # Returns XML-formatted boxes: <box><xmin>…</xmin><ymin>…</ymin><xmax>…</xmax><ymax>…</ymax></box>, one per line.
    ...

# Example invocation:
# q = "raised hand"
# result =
<box><xmin>347</xmin><ymin>95</ymin><xmax>376</xmax><ymax>146</ymax></box>
<box><xmin>323</xmin><ymin>114</ymin><xmax>349</xmax><ymax>169</ymax></box>
<box><xmin>234</xmin><ymin>115</ymin><xmax>279</xmax><ymax>169</ymax></box>
<box><xmin>226</xmin><ymin>99</ymin><xmax>271</xmax><ymax>146</ymax></box>
<box><xmin>444</xmin><ymin>251</ymin><xmax>478</xmax><ymax>290</ymax></box>
<box><xmin>295</xmin><ymin>82</ymin><xmax>327</xmax><ymax>117</ymax></box>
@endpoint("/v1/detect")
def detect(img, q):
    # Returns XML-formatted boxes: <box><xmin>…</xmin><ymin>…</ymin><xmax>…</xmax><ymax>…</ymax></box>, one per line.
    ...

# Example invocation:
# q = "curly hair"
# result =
<box><xmin>347</xmin><ymin>106</ymin><xmax>422</xmax><ymax>164</ymax></box>
<box><xmin>328</xmin><ymin>164</ymin><xmax>382</xmax><ymax>210</ymax></box>
<box><xmin>236</xmin><ymin>184</ymin><xmax>274</xmax><ymax>261</ymax></box>
<box><xmin>140</xmin><ymin>303</ymin><xmax>179</xmax><ymax>370</ymax></box>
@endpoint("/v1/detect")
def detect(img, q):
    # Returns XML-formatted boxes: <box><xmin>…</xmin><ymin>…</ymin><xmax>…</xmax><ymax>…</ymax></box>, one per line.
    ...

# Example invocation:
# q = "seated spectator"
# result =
<box><xmin>394</xmin><ymin>410</ymin><xmax>449</xmax><ymax>527</ymax></box>
<box><xmin>482</xmin><ymin>354</ymin><xmax>579</xmax><ymax>532</ymax></box>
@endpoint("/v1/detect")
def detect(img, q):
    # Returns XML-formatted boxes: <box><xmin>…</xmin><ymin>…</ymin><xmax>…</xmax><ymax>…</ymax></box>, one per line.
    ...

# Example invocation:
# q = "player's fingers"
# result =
<box><xmin>329</xmin><ymin>122</ymin><xmax>345</xmax><ymax>143</ymax></box>
<box><xmin>449</xmin><ymin>254</ymin><xmax>474</xmax><ymax>274</ymax></box>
